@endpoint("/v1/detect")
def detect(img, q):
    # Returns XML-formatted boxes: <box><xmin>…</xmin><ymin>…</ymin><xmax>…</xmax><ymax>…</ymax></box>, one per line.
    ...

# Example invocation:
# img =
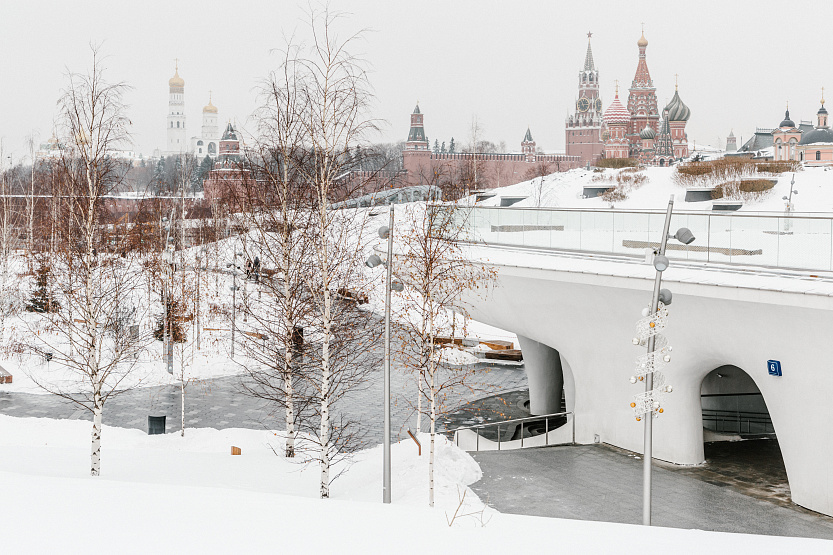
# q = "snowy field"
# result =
<box><xmin>1</xmin><ymin>415</ymin><xmax>830</xmax><ymax>554</ymax></box>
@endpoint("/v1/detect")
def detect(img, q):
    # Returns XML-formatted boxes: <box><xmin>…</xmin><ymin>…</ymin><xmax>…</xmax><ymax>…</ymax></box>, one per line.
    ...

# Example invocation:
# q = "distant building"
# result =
<box><xmin>601</xmin><ymin>31</ymin><xmax>690</xmax><ymax>166</ymax></box>
<box><xmin>764</xmin><ymin>94</ymin><xmax>833</xmax><ymax>165</ymax></box>
<box><xmin>401</xmin><ymin>104</ymin><xmax>579</xmax><ymax>192</ymax></box>
<box><xmin>565</xmin><ymin>33</ymin><xmax>604</xmax><ymax>165</ymax></box>
<box><xmin>726</xmin><ymin>130</ymin><xmax>737</xmax><ymax>152</ymax></box>
<box><xmin>203</xmin><ymin>122</ymin><xmax>254</xmax><ymax>202</ymax></box>
<box><xmin>36</xmin><ymin>134</ymin><xmax>65</xmax><ymax>160</ymax></box>
<box><xmin>165</xmin><ymin>63</ymin><xmax>222</xmax><ymax>159</ymax></box>
<box><xmin>797</xmin><ymin>95</ymin><xmax>833</xmax><ymax>166</ymax></box>
<box><xmin>735</xmin><ymin>128</ymin><xmax>774</xmax><ymax>157</ymax></box>
<box><xmin>166</xmin><ymin>63</ymin><xmax>187</xmax><ymax>155</ymax></box>
<box><xmin>190</xmin><ymin>93</ymin><xmax>220</xmax><ymax>160</ymax></box>
<box><xmin>771</xmin><ymin>105</ymin><xmax>801</xmax><ymax>161</ymax></box>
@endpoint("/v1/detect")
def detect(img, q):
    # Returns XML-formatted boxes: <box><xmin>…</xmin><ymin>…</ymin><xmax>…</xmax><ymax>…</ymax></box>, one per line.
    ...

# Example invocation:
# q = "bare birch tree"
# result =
<box><xmin>0</xmin><ymin>145</ymin><xmax>25</xmax><ymax>342</ymax></box>
<box><xmin>26</xmin><ymin>46</ymin><xmax>153</xmax><ymax>476</ymax></box>
<box><xmin>391</xmin><ymin>202</ymin><xmax>495</xmax><ymax>507</ymax></box>
<box><xmin>290</xmin><ymin>6</ymin><xmax>382</xmax><ymax>498</ymax></box>
<box><xmin>237</xmin><ymin>45</ymin><xmax>318</xmax><ymax>458</ymax></box>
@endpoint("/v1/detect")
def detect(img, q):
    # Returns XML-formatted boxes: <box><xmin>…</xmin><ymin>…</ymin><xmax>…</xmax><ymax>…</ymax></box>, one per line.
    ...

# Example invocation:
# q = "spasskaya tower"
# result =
<box><xmin>565</xmin><ymin>32</ymin><xmax>604</xmax><ymax>165</ymax></box>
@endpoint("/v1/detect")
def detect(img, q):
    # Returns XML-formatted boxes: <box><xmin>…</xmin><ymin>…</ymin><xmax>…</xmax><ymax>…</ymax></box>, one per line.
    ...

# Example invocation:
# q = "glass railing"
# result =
<box><xmin>440</xmin><ymin>205</ymin><xmax>833</xmax><ymax>272</ymax></box>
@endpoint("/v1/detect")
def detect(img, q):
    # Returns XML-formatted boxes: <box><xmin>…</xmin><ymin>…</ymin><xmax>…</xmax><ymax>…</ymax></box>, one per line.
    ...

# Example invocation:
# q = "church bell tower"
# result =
<box><xmin>166</xmin><ymin>61</ymin><xmax>187</xmax><ymax>154</ymax></box>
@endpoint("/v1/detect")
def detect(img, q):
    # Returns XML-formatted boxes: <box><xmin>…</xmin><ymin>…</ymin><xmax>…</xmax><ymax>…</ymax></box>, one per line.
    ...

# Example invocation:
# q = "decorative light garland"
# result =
<box><xmin>630</xmin><ymin>302</ymin><xmax>673</xmax><ymax>421</ymax></box>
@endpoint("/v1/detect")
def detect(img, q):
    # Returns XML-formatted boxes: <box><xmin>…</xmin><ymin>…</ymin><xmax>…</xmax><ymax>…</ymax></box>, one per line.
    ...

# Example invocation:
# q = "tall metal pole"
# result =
<box><xmin>643</xmin><ymin>195</ymin><xmax>675</xmax><ymax>526</ymax></box>
<box><xmin>383</xmin><ymin>206</ymin><xmax>394</xmax><ymax>504</ymax></box>
<box><xmin>231</xmin><ymin>268</ymin><xmax>237</xmax><ymax>359</ymax></box>
<box><xmin>167</xmin><ymin>262</ymin><xmax>173</xmax><ymax>375</ymax></box>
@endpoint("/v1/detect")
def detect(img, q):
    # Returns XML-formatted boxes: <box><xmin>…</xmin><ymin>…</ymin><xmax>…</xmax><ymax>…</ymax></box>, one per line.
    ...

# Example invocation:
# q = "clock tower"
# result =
<box><xmin>565</xmin><ymin>33</ymin><xmax>604</xmax><ymax>165</ymax></box>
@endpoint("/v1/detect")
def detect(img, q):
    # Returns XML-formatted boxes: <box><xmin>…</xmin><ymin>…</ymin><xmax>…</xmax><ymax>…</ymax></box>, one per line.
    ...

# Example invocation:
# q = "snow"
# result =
<box><xmin>0</xmin><ymin>415</ymin><xmax>829</xmax><ymax>553</ymax></box>
<box><xmin>470</xmin><ymin>164</ymin><xmax>833</xmax><ymax>213</ymax></box>
<box><xmin>437</xmin><ymin>346</ymin><xmax>479</xmax><ymax>366</ymax></box>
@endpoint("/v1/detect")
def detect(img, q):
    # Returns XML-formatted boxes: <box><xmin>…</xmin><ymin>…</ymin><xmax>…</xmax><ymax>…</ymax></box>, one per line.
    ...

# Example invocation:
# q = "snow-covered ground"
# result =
<box><xmin>1</xmin><ymin>414</ymin><xmax>830</xmax><ymax>554</ymax></box>
<box><xmin>472</xmin><ymin>164</ymin><xmax>833</xmax><ymax>213</ymax></box>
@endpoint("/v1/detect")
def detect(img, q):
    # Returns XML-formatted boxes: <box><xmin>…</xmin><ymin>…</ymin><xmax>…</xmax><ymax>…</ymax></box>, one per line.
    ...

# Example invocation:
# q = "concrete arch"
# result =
<box><xmin>700</xmin><ymin>364</ymin><xmax>774</xmax><ymax>436</ymax></box>
<box><xmin>515</xmin><ymin>335</ymin><xmax>576</xmax><ymax>418</ymax></box>
<box><xmin>461</xmin><ymin>261</ymin><xmax>833</xmax><ymax>516</ymax></box>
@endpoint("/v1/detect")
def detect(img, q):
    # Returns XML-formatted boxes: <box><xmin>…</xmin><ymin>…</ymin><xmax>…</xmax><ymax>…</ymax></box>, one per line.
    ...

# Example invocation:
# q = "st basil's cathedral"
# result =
<box><xmin>566</xmin><ymin>30</ymin><xmax>691</xmax><ymax>167</ymax></box>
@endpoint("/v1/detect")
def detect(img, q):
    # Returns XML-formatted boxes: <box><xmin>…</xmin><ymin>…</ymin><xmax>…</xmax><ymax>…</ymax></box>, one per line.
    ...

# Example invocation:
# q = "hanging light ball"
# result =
<box><xmin>629</xmin><ymin>376</ymin><xmax>637</xmax><ymax>384</ymax></box>
<box><xmin>666</xmin><ymin>385</ymin><xmax>673</xmax><ymax>393</ymax></box>
<box><xmin>630</xmin><ymin>402</ymin><xmax>636</xmax><ymax>408</ymax></box>
<box><xmin>632</xmin><ymin>337</ymin><xmax>640</xmax><ymax>345</ymax></box>
<box><xmin>663</xmin><ymin>354</ymin><xmax>671</xmax><ymax>363</ymax></box>
<box><xmin>653</xmin><ymin>401</ymin><xmax>660</xmax><ymax>410</ymax></box>
<box><xmin>638</xmin><ymin>376</ymin><xmax>644</xmax><ymax>381</ymax></box>
<box><xmin>668</xmin><ymin>346</ymin><xmax>673</xmax><ymax>352</ymax></box>
<box><xmin>636</xmin><ymin>417</ymin><xmax>642</xmax><ymax>422</ymax></box>
<box><xmin>658</xmin><ymin>408</ymin><xmax>664</xmax><ymax>413</ymax></box>
<box><xmin>641</xmin><ymin>307</ymin><xmax>650</xmax><ymax>317</ymax></box>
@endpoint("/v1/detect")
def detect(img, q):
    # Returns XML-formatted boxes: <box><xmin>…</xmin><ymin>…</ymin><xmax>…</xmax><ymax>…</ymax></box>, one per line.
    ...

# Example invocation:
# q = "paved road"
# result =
<box><xmin>470</xmin><ymin>443</ymin><xmax>833</xmax><ymax>540</ymax></box>
<box><xmin>0</xmin><ymin>352</ymin><xmax>527</xmax><ymax>447</ymax></box>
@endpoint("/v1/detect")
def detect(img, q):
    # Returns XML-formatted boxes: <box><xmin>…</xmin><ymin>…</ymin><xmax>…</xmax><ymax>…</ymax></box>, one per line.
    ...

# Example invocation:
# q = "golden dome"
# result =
<box><xmin>637</xmin><ymin>31</ymin><xmax>648</xmax><ymax>47</ymax></box>
<box><xmin>169</xmin><ymin>67</ymin><xmax>184</xmax><ymax>88</ymax></box>
<box><xmin>203</xmin><ymin>92</ymin><xmax>218</xmax><ymax>113</ymax></box>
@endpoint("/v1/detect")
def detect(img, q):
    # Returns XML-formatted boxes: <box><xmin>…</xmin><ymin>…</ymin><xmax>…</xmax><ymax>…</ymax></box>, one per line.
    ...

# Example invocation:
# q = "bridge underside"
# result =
<box><xmin>462</xmin><ymin>263</ymin><xmax>833</xmax><ymax>517</ymax></box>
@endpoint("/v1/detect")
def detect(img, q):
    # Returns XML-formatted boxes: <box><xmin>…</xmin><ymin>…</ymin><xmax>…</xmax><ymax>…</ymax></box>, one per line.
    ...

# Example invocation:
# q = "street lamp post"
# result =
<box><xmin>632</xmin><ymin>195</ymin><xmax>695</xmax><ymax>526</ymax></box>
<box><xmin>782</xmin><ymin>173</ymin><xmax>798</xmax><ymax>232</ymax></box>
<box><xmin>161</xmin><ymin>216</ymin><xmax>175</xmax><ymax>375</ymax></box>
<box><xmin>365</xmin><ymin>206</ymin><xmax>404</xmax><ymax>504</ymax></box>
<box><xmin>227</xmin><ymin>248</ymin><xmax>242</xmax><ymax>359</ymax></box>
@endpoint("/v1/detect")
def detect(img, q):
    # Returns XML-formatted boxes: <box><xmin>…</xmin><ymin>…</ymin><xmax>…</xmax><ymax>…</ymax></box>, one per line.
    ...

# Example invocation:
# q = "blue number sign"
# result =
<box><xmin>767</xmin><ymin>360</ymin><xmax>782</xmax><ymax>377</ymax></box>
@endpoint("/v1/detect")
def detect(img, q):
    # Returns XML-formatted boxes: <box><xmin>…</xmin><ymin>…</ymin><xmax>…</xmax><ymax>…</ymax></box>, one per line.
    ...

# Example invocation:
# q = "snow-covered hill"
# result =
<box><xmin>471</xmin><ymin>165</ymin><xmax>833</xmax><ymax>213</ymax></box>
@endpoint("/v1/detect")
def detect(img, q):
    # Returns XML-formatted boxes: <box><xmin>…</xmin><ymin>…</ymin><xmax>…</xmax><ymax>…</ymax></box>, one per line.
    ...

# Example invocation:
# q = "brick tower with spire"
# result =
<box><xmin>565</xmin><ymin>32</ymin><xmax>604</xmax><ymax>165</ymax></box>
<box><xmin>626</xmin><ymin>29</ymin><xmax>660</xmax><ymax>157</ymax></box>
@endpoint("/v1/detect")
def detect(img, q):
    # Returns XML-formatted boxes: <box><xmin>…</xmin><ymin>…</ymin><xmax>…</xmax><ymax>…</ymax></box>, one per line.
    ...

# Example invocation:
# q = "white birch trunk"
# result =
<box><xmin>180</xmin><ymin>380</ymin><xmax>186</xmax><ymax>437</ymax></box>
<box><xmin>285</xmin><ymin>372</ymin><xmax>295</xmax><ymax>458</ymax></box>
<box><xmin>429</xmin><ymin>364</ymin><xmax>436</xmax><ymax>508</ymax></box>
<box><xmin>91</xmin><ymin>387</ymin><xmax>103</xmax><ymax>476</ymax></box>
<box><xmin>319</xmin><ymin>286</ymin><xmax>331</xmax><ymax>498</ymax></box>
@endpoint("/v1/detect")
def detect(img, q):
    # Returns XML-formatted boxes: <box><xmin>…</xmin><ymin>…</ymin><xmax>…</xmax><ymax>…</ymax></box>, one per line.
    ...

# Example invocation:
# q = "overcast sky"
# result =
<box><xmin>2</xmin><ymin>0</ymin><xmax>832</xmax><ymax>162</ymax></box>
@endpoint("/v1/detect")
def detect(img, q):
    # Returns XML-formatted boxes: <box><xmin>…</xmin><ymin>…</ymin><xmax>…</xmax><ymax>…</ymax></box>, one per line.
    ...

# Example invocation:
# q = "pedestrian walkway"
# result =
<box><xmin>470</xmin><ymin>443</ymin><xmax>833</xmax><ymax>540</ymax></box>
<box><xmin>0</xmin><ymin>354</ymin><xmax>528</xmax><ymax>447</ymax></box>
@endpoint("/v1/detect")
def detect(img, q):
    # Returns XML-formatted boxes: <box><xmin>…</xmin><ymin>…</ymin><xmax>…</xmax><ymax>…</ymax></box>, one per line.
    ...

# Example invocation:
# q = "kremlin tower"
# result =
<box><xmin>565</xmin><ymin>33</ymin><xmax>604</xmax><ymax>165</ymax></box>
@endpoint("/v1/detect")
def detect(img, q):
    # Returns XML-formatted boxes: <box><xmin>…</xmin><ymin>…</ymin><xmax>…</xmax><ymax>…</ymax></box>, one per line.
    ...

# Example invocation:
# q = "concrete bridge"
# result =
<box><xmin>453</xmin><ymin>205</ymin><xmax>833</xmax><ymax>517</ymax></box>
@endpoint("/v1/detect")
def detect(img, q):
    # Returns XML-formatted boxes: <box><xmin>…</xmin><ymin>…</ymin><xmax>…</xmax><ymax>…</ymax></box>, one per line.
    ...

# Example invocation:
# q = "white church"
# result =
<box><xmin>165</xmin><ymin>63</ymin><xmax>221</xmax><ymax>159</ymax></box>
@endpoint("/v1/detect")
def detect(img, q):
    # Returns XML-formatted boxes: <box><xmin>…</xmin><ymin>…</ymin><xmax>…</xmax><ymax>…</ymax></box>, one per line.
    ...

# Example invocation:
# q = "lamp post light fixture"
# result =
<box><xmin>365</xmin><ymin>206</ymin><xmax>403</xmax><ymax>505</ymax></box>
<box><xmin>631</xmin><ymin>195</ymin><xmax>694</xmax><ymax>526</ymax></box>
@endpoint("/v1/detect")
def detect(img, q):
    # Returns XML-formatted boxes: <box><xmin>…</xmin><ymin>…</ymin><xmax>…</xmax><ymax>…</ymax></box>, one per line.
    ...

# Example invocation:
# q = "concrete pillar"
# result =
<box><xmin>517</xmin><ymin>335</ymin><xmax>563</xmax><ymax>415</ymax></box>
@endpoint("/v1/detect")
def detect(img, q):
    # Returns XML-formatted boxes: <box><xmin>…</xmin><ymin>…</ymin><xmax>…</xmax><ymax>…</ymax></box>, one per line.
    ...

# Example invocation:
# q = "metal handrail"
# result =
<box><xmin>439</xmin><ymin>204</ymin><xmax>833</xmax><ymax>273</ymax></box>
<box><xmin>441</xmin><ymin>203</ymin><xmax>833</xmax><ymax>219</ymax></box>
<box><xmin>702</xmin><ymin>408</ymin><xmax>774</xmax><ymax>435</ymax></box>
<box><xmin>448</xmin><ymin>410</ymin><xmax>574</xmax><ymax>451</ymax></box>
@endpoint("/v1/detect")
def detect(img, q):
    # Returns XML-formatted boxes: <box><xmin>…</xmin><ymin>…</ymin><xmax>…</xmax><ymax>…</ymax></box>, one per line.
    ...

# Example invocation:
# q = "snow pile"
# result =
<box><xmin>435</xmin><ymin>346</ymin><xmax>479</xmax><ymax>366</ymax></box>
<box><xmin>0</xmin><ymin>415</ymin><xmax>829</xmax><ymax>553</ymax></box>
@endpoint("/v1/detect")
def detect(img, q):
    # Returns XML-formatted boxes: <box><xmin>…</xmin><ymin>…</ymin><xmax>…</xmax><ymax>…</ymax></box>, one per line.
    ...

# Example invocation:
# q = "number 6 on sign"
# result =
<box><xmin>767</xmin><ymin>360</ymin><xmax>782</xmax><ymax>377</ymax></box>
